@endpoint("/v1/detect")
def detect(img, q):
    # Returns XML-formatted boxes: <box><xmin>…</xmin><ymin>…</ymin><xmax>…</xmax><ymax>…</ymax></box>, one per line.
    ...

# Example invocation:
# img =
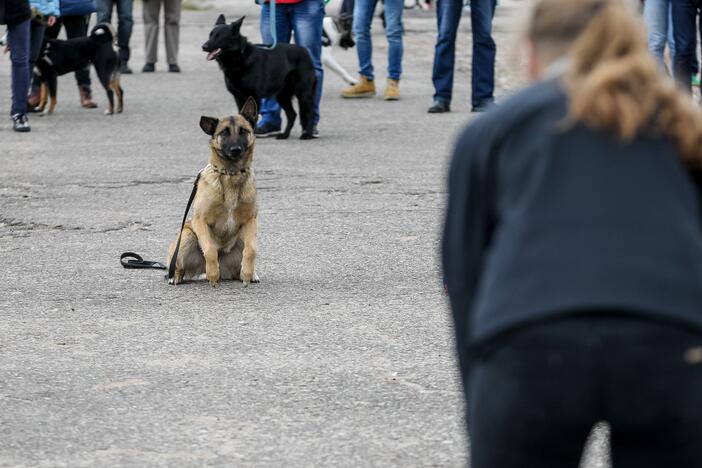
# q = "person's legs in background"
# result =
<box><xmin>143</xmin><ymin>0</ymin><xmax>161</xmax><ymax>72</ymax></box>
<box><xmin>256</xmin><ymin>3</ymin><xmax>293</xmax><ymax>136</ymax></box>
<box><xmin>382</xmin><ymin>0</ymin><xmax>403</xmax><ymax>99</ymax></box>
<box><xmin>469</xmin><ymin>0</ymin><xmax>496</xmax><ymax>111</ymax></box>
<box><xmin>290</xmin><ymin>0</ymin><xmax>324</xmax><ymax>127</ymax></box>
<box><xmin>341</xmin><ymin>0</ymin><xmax>378</xmax><ymax>97</ymax></box>
<box><xmin>163</xmin><ymin>0</ymin><xmax>181</xmax><ymax>71</ymax></box>
<box><xmin>429</xmin><ymin>0</ymin><xmax>462</xmax><ymax>112</ymax></box>
<box><xmin>7</xmin><ymin>19</ymin><xmax>32</xmax><ymax>131</ymax></box>
<box><xmin>644</xmin><ymin>0</ymin><xmax>671</xmax><ymax>66</ymax></box>
<box><xmin>672</xmin><ymin>0</ymin><xmax>698</xmax><ymax>92</ymax></box>
<box><xmin>115</xmin><ymin>0</ymin><xmax>134</xmax><ymax>73</ymax></box>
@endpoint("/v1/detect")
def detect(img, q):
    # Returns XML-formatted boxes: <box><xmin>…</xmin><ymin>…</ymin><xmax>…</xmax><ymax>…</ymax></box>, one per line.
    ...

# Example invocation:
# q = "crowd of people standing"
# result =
<box><xmin>1</xmin><ymin>0</ymin><xmax>182</xmax><ymax>132</ymax></box>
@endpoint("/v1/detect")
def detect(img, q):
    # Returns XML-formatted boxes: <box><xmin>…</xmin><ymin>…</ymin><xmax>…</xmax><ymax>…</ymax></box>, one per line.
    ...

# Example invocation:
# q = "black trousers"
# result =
<box><xmin>44</xmin><ymin>15</ymin><xmax>91</xmax><ymax>87</ymax></box>
<box><xmin>466</xmin><ymin>315</ymin><xmax>702</xmax><ymax>468</ymax></box>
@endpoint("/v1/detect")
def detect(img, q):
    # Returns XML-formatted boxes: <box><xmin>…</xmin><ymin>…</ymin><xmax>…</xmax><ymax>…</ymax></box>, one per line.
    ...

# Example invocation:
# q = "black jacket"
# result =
<box><xmin>443</xmin><ymin>79</ymin><xmax>702</xmax><ymax>359</ymax></box>
<box><xmin>1</xmin><ymin>0</ymin><xmax>31</xmax><ymax>25</ymax></box>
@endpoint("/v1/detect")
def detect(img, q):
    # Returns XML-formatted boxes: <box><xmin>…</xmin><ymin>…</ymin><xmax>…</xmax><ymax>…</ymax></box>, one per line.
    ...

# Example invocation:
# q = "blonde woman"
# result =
<box><xmin>443</xmin><ymin>0</ymin><xmax>702</xmax><ymax>465</ymax></box>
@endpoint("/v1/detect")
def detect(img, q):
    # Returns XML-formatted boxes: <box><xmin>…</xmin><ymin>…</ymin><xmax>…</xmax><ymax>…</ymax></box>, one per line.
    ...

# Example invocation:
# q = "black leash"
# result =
<box><xmin>167</xmin><ymin>172</ymin><xmax>201</xmax><ymax>283</ymax></box>
<box><xmin>119</xmin><ymin>172</ymin><xmax>201</xmax><ymax>283</ymax></box>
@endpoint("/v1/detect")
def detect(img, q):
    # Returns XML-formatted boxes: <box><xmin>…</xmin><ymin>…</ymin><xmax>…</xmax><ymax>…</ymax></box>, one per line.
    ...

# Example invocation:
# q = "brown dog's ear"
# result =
<box><xmin>240</xmin><ymin>97</ymin><xmax>258</xmax><ymax>128</ymax></box>
<box><xmin>231</xmin><ymin>16</ymin><xmax>245</xmax><ymax>32</ymax></box>
<box><xmin>200</xmin><ymin>116</ymin><xmax>219</xmax><ymax>136</ymax></box>
<box><xmin>215</xmin><ymin>14</ymin><xmax>226</xmax><ymax>25</ymax></box>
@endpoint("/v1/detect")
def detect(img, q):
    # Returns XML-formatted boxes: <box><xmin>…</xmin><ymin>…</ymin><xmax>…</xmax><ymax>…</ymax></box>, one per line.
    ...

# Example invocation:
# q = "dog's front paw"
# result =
<box><xmin>251</xmin><ymin>272</ymin><xmax>260</xmax><ymax>283</ymax></box>
<box><xmin>240</xmin><ymin>269</ymin><xmax>258</xmax><ymax>287</ymax></box>
<box><xmin>206</xmin><ymin>269</ymin><xmax>220</xmax><ymax>287</ymax></box>
<box><xmin>299</xmin><ymin>132</ymin><xmax>313</xmax><ymax>140</ymax></box>
<box><xmin>104</xmin><ymin>109</ymin><xmax>114</xmax><ymax>116</ymax></box>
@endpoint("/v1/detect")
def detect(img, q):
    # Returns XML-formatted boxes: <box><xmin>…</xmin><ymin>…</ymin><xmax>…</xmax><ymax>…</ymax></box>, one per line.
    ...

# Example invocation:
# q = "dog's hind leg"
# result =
<box><xmin>36</xmin><ymin>82</ymin><xmax>48</xmax><ymax>113</ymax></box>
<box><xmin>97</xmin><ymin>69</ymin><xmax>115</xmax><ymax>115</ymax></box>
<box><xmin>296</xmin><ymin>83</ymin><xmax>315</xmax><ymax>140</ymax></box>
<box><xmin>275</xmin><ymin>85</ymin><xmax>297</xmax><ymax>140</ymax></box>
<box><xmin>112</xmin><ymin>75</ymin><xmax>124</xmax><ymax>113</ymax></box>
<box><xmin>167</xmin><ymin>224</ymin><xmax>204</xmax><ymax>285</ymax></box>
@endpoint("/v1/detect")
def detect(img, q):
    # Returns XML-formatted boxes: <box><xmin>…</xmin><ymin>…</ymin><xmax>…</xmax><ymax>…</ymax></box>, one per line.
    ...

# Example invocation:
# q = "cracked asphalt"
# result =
<box><xmin>0</xmin><ymin>0</ymin><xmax>610</xmax><ymax>466</ymax></box>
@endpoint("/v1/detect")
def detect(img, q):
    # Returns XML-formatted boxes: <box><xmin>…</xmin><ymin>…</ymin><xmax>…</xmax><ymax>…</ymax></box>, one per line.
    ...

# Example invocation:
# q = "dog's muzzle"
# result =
<box><xmin>224</xmin><ymin>144</ymin><xmax>243</xmax><ymax>159</ymax></box>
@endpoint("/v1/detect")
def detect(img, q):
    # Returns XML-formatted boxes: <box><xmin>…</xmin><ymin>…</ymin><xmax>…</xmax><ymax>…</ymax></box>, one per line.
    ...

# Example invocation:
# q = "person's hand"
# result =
<box><xmin>47</xmin><ymin>16</ymin><xmax>57</xmax><ymax>27</ymax></box>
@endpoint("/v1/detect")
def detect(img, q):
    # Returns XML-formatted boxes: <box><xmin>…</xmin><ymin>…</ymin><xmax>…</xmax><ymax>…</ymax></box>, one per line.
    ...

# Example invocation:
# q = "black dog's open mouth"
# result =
<box><xmin>206</xmin><ymin>48</ymin><xmax>222</xmax><ymax>61</ymax></box>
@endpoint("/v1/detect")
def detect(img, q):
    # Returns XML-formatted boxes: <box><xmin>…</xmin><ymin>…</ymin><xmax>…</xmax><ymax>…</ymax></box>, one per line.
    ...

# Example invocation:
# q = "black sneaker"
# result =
<box><xmin>471</xmin><ymin>101</ymin><xmax>494</xmax><ymax>113</ymax></box>
<box><xmin>119</xmin><ymin>61</ymin><xmax>133</xmax><ymax>74</ymax></box>
<box><xmin>142</xmin><ymin>63</ymin><xmax>155</xmax><ymax>73</ymax></box>
<box><xmin>11</xmin><ymin>113</ymin><xmax>31</xmax><ymax>132</ymax></box>
<box><xmin>168</xmin><ymin>63</ymin><xmax>181</xmax><ymax>73</ymax></box>
<box><xmin>254</xmin><ymin>121</ymin><xmax>281</xmax><ymax>138</ymax></box>
<box><xmin>428</xmin><ymin>100</ymin><xmax>450</xmax><ymax>113</ymax></box>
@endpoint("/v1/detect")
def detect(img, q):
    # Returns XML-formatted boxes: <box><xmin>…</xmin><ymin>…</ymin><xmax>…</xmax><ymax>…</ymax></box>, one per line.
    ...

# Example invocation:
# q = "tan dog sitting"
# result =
<box><xmin>167</xmin><ymin>98</ymin><xmax>259</xmax><ymax>286</ymax></box>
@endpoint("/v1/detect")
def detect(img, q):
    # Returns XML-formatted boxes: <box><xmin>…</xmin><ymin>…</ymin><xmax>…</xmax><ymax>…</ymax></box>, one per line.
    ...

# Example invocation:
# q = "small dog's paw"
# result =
<box><xmin>117</xmin><ymin>107</ymin><xmax>123</xmax><ymax>114</ymax></box>
<box><xmin>206</xmin><ymin>271</ymin><xmax>220</xmax><ymax>287</ymax></box>
<box><xmin>275</xmin><ymin>133</ymin><xmax>289</xmax><ymax>140</ymax></box>
<box><xmin>104</xmin><ymin>109</ymin><xmax>114</xmax><ymax>116</ymax></box>
<box><xmin>251</xmin><ymin>272</ymin><xmax>260</xmax><ymax>283</ymax></box>
<box><xmin>300</xmin><ymin>132</ymin><xmax>313</xmax><ymax>140</ymax></box>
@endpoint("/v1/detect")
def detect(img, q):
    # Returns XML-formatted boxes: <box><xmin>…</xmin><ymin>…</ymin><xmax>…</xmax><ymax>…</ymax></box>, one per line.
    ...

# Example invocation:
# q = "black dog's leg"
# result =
<box><xmin>276</xmin><ymin>86</ymin><xmax>297</xmax><ymax>140</ymax></box>
<box><xmin>46</xmin><ymin>72</ymin><xmax>58</xmax><ymax>114</ymax></box>
<box><xmin>296</xmin><ymin>82</ymin><xmax>315</xmax><ymax>140</ymax></box>
<box><xmin>97</xmin><ymin>69</ymin><xmax>115</xmax><ymax>115</ymax></box>
<box><xmin>112</xmin><ymin>74</ymin><xmax>124</xmax><ymax>113</ymax></box>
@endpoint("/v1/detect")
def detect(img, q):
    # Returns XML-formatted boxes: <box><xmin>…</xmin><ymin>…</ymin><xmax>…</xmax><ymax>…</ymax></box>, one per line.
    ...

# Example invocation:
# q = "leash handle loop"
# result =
<box><xmin>120</xmin><ymin>252</ymin><xmax>166</xmax><ymax>270</ymax></box>
<box><xmin>167</xmin><ymin>172</ymin><xmax>202</xmax><ymax>283</ymax></box>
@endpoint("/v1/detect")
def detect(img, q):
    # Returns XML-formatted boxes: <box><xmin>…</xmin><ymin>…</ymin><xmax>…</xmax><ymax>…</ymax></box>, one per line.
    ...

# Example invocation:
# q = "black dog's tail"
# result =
<box><xmin>90</xmin><ymin>23</ymin><xmax>116</xmax><ymax>44</ymax></box>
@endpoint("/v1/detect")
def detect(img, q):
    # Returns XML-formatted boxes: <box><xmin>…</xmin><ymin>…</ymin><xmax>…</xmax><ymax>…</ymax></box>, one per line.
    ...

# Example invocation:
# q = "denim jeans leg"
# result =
<box><xmin>470</xmin><ymin>0</ymin><xmax>496</xmax><ymax>107</ymax></box>
<box><xmin>96</xmin><ymin>0</ymin><xmax>113</xmax><ymax>24</ymax></box>
<box><xmin>672</xmin><ymin>0</ymin><xmax>697</xmax><ymax>92</ymax></box>
<box><xmin>291</xmin><ymin>0</ymin><xmax>325</xmax><ymax>124</ymax></box>
<box><xmin>431</xmin><ymin>0</ymin><xmax>462</xmax><ymax>104</ymax></box>
<box><xmin>28</xmin><ymin>21</ymin><xmax>45</xmax><ymax>94</ymax></box>
<box><xmin>353</xmin><ymin>0</ymin><xmax>379</xmax><ymax>80</ymax></box>
<box><xmin>259</xmin><ymin>3</ymin><xmax>293</xmax><ymax>127</ymax></box>
<box><xmin>383</xmin><ymin>0</ymin><xmax>403</xmax><ymax>80</ymax></box>
<box><xmin>644</xmin><ymin>0</ymin><xmax>670</xmax><ymax>65</ymax></box>
<box><xmin>116</xmin><ymin>0</ymin><xmax>134</xmax><ymax>62</ymax></box>
<box><xmin>8</xmin><ymin>19</ymin><xmax>31</xmax><ymax>116</ymax></box>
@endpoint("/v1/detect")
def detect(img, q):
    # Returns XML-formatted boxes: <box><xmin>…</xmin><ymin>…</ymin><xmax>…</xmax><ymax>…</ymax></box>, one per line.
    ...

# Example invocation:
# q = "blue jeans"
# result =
<box><xmin>96</xmin><ymin>0</ymin><xmax>134</xmax><ymax>62</ymax></box>
<box><xmin>431</xmin><ymin>0</ymin><xmax>496</xmax><ymax>107</ymax></box>
<box><xmin>259</xmin><ymin>0</ymin><xmax>324</xmax><ymax>127</ymax></box>
<box><xmin>353</xmin><ymin>0</ymin><xmax>404</xmax><ymax>81</ymax></box>
<box><xmin>644</xmin><ymin>0</ymin><xmax>675</xmax><ymax>66</ymax></box>
<box><xmin>672</xmin><ymin>0</ymin><xmax>702</xmax><ymax>92</ymax></box>
<box><xmin>8</xmin><ymin>19</ymin><xmax>30</xmax><ymax>116</ymax></box>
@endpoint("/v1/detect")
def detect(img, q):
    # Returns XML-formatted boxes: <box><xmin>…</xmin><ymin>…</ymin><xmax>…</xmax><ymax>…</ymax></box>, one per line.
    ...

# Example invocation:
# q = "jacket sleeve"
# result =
<box><xmin>442</xmin><ymin>121</ymin><xmax>497</xmax><ymax>378</ymax></box>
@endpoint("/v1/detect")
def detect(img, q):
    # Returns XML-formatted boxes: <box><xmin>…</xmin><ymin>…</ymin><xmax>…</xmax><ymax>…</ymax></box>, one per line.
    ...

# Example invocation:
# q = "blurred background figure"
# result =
<box><xmin>142</xmin><ymin>0</ymin><xmax>181</xmax><ymax>73</ymax></box>
<box><xmin>96</xmin><ymin>0</ymin><xmax>133</xmax><ymax>73</ymax></box>
<box><xmin>443</xmin><ymin>0</ymin><xmax>702</xmax><ymax>466</ymax></box>
<box><xmin>2</xmin><ymin>0</ymin><xmax>32</xmax><ymax>131</ymax></box>
<box><xmin>26</xmin><ymin>0</ymin><xmax>58</xmax><ymax>110</ymax></box>
<box><xmin>428</xmin><ymin>0</ymin><xmax>496</xmax><ymax>113</ymax></box>
<box><xmin>671</xmin><ymin>0</ymin><xmax>702</xmax><ymax>91</ymax></box>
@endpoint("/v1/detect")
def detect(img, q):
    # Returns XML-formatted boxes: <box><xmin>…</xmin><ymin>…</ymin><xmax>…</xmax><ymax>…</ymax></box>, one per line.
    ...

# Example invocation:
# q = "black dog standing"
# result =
<box><xmin>202</xmin><ymin>15</ymin><xmax>317</xmax><ymax>140</ymax></box>
<box><xmin>35</xmin><ymin>23</ymin><xmax>124</xmax><ymax>115</ymax></box>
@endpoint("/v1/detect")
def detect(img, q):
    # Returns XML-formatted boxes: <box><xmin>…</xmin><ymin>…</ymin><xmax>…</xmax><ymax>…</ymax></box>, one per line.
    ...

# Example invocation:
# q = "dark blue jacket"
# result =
<box><xmin>443</xmin><ymin>79</ymin><xmax>702</xmax><ymax>359</ymax></box>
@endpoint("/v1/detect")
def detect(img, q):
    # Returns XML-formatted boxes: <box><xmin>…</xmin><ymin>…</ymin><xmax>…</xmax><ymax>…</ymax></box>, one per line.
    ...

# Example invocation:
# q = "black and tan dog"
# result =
<box><xmin>167</xmin><ymin>98</ymin><xmax>260</xmax><ymax>286</ymax></box>
<box><xmin>35</xmin><ymin>23</ymin><xmax>124</xmax><ymax>115</ymax></box>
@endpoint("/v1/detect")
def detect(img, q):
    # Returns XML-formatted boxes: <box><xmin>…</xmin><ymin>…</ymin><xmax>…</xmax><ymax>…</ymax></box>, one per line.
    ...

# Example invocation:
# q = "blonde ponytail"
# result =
<box><xmin>529</xmin><ymin>0</ymin><xmax>702</xmax><ymax>165</ymax></box>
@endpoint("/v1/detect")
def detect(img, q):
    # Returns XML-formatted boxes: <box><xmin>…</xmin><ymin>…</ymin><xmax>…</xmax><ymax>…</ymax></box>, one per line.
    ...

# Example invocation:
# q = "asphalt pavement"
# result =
<box><xmin>0</xmin><ymin>1</ymin><xmax>610</xmax><ymax>466</ymax></box>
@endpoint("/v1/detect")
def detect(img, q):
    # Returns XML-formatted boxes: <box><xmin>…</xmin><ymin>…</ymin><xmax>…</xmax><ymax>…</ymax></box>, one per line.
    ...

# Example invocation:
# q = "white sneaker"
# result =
<box><xmin>11</xmin><ymin>113</ymin><xmax>31</xmax><ymax>132</ymax></box>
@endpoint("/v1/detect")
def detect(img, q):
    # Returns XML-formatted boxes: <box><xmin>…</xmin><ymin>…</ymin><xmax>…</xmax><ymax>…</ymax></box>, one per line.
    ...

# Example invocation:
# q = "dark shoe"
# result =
<box><xmin>254</xmin><ymin>121</ymin><xmax>281</xmax><ymax>138</ymax></box>
<box><xmin>471</xmin><ymin>101</ymin><xmax>494</xmax><ymax>113</ymax></box>
<box><xmin>79</xmin><ymin>86</ymin><xmax>98</xmax><ymax>109</ymax></box>
<box><xmin>168</xmin><ymin>63</ymin><xmax>181</xmax><ymax>73</ymax></box>
<box><xmin>11</xmin><ymin>113</ymin><xmax>31</xmax><ymax>132</ymax></box>
<box><xmin>427</xmin><ymin>100</ymin><xmax>450</xmax><ymax>113</ymax></box>
<box><xmin>142</xmin><ymin>63</ymin><xmax>155</xmax><ymax>73</ymax></box>
<box><xmin>119</xmin><ymin>61</ymin><xmax>133</xmax><ymax>74</ymax></box>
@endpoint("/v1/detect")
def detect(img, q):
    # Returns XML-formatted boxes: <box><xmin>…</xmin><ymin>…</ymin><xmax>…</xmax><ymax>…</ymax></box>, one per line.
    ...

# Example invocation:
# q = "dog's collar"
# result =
<box><xmin>204</xmin><ymin>163</ymin><xmax>247</xmax><ymax>176</ymax></box>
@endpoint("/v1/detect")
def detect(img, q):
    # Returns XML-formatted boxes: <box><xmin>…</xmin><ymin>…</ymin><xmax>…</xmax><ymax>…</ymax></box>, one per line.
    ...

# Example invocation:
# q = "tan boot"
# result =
<box><xmin>79</xmin><ymin>85</ymin><xmax>98</xmax><ymax>109</ymax></box>
<box><xmin>341</xmin><ymin>75</ymin><xmax>376</xmax><ymax>98</ymax></box>
<box><xmin>384</xmin><ymin>78</ymin><xmax>400</xmax><ymax>101</ymax></box>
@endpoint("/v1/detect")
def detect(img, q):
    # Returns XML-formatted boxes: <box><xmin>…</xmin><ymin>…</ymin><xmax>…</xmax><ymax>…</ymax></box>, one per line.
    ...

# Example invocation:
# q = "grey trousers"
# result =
<box><xmin>143</xmin><ymin>0</ymin><xmax>181</xmax><ymax>64</ymax></box>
